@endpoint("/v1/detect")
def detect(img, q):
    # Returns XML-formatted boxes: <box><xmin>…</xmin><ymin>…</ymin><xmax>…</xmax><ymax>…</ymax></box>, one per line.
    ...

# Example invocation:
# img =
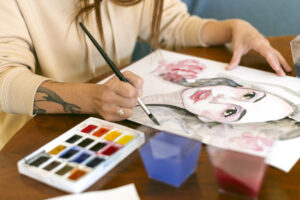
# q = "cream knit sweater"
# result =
<box><xmin>0</xmin><ymin>0</ymin><xmax>211</xmax><ymax>150</ymax></box>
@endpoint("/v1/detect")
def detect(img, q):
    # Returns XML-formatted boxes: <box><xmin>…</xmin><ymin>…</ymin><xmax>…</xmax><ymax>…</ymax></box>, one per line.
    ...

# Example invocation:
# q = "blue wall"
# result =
<box><xmin>184</xmin><ymin>0</ymin><xmax>300</xmax><ymax>36</ymax></box>
<box><xmin>132</xmin><ymin>0</ymin><xmax>300</xmax><ymax>61</ymax></box>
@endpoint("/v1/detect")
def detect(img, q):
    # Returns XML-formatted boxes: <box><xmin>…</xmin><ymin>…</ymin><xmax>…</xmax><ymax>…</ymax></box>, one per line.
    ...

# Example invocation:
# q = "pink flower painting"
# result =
<box><xmin>152</xmin><ymin>59</ymin><xmax>206</xmax><ymax>83</ymax></box>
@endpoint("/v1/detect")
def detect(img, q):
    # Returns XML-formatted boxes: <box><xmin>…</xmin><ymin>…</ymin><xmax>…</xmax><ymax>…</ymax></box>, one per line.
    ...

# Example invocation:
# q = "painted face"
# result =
<box><xmin>181</xmin><ymin>85</ymin><xmax>294</xmax><ymax>124</ymax></box>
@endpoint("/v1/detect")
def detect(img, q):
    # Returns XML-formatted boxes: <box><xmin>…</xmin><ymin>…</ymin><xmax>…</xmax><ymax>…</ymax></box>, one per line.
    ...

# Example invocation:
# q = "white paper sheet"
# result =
<box><xmin>99</xmin><ymin>49</ymin><xmax>300</xmax><ymax>172</ymax></box>
<box><xmin>267</xmin><ymin>137</ymin><xmax>300</xmax><ymax>172</ymax></box>
<box><xmin>45</xmin><ymin>184</ymin><xmax>140</xmax><ymax>200</ymax></box>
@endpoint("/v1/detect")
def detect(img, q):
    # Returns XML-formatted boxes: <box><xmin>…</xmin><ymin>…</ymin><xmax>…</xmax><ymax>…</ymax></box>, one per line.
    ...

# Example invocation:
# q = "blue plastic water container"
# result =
<box><xmin>139</xmin><ymin>131</ymin><xmax>202</xmax><ymax>187</ymax></box>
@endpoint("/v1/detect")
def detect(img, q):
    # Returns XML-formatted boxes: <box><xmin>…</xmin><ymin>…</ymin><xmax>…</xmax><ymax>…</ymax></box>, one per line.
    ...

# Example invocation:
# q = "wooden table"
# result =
<box><xmin>0</xmin><ymin>36</ymin><xmax>299</xmax><ymax>200</ymax></box>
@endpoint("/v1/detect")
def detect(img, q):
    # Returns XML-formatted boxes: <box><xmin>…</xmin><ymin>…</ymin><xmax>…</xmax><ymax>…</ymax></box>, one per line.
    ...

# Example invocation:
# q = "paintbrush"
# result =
<box><xmin>79</xmin><ymin>22</ymin><xmax>160</xmax><ymax>126</ymax></box>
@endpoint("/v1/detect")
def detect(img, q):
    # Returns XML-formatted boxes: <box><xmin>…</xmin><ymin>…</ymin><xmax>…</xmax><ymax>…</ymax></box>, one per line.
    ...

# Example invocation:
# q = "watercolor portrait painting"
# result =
<box><xmin>100</xmin><ymin>50</ymin><xmax>300</xmax><ymax>171</ymax></box>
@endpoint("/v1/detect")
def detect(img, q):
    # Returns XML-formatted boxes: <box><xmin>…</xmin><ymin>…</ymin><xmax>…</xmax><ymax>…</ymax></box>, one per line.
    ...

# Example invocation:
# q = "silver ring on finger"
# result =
<box><xmin>117</xmin><ymin>107</ymin><xmax>124</xmax><ymax>116</ymax></box>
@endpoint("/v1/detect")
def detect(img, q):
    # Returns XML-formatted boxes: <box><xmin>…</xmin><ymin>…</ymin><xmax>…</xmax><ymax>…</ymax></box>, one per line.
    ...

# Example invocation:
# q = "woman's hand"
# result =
<box><xmin>226</xmin><ymin>20</ymin><xmax>291</xmax><ymax>76</ymax></box>
<box><xmin>33</xmin><ymin>71</ymin><xmax>143</xmax><ymax>120</ymax></box>
<box><xmin>201</xmin><ymin>19</ymin><xmax>291</xmax><ymax>76</ymax></box>
<box><xmin>92</xmin><ymin>71</ymin><xmax>143</xmax><ymax>121</ymax></box>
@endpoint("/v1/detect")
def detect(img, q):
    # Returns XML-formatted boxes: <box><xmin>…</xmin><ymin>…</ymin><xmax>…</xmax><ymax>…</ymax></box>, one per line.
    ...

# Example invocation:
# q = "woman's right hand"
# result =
<box><xmin>91</xmin><ymin>71</ymin><xmax>143</xmax><ymax>121</ymax></box>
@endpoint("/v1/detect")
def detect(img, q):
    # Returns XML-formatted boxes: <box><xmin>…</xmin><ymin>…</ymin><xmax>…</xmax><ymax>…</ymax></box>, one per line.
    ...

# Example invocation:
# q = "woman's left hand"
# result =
<box><xmin>226</xmin><ymin>20</ymin><xmax>291</xmax><ymax>76</ymax></box>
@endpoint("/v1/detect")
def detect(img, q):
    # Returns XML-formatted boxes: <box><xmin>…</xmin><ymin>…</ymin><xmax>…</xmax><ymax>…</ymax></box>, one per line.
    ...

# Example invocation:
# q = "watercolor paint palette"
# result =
<box><xmin>17</xmin><ymin>117</ymin><xmax>145</xmax><ymax>193</ymax></box>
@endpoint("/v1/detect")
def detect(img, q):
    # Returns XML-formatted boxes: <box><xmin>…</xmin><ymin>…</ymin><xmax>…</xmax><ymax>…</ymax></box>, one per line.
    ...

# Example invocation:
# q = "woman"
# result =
<box><xmin>0</xmin><ymin>0</ymin><xmax>291</xmax><ymax>150</ymax></box>
<box><xmin>141</xmin><ymin>77</ymin><xmax>295</xmax><ymax>124</ymax></box>
<box><xmin>129</xmin><ymin>76</ymin><xmax>300</xmax><ymax>145</ymax></box>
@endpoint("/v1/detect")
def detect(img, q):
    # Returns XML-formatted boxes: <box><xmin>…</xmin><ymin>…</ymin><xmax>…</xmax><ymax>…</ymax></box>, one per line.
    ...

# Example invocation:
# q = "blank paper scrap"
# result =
<box><xmin>45</xmin><ymin>184</ymin><xmax>140</xmax><ymax>200</ymax></box>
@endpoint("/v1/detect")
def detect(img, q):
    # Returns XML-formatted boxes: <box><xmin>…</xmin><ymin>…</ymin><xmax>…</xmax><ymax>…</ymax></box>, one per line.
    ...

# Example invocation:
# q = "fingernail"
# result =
<box><xmin>226</xmin><ymin>66</ymin><xmax>233</xmax><ymax>70</ymax></box>
<box><xmin>280</xmin><ymin>71</ymin><xmax>286</xmax><ymax>76</ymax></box>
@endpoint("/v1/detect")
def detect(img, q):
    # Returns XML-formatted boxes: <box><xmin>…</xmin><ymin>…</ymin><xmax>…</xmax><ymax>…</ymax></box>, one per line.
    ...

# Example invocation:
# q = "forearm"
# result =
<box><xmin>33</xmin><ymin>81</ymin><xmax>96</xmax><ymax>115</ymax></box>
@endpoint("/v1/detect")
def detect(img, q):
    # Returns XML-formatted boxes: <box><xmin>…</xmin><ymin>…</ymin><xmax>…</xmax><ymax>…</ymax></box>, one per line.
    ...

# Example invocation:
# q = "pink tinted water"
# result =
<box><xmin>212</xmin><ymin>150</ymin><xmax>267</xmax><ymax>198</ymax></box>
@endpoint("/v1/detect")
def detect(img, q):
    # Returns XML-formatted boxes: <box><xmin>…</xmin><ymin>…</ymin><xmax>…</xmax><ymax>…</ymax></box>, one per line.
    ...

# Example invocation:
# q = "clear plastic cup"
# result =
<box><xmin>139</xmin><ymin>131</ymin><xmax>202</xmax><ymax>187</ymax></box>
<box><xmin>290</xmin><ymin>35</ymin><xmax>300</xmax><ymax>77</ymax></box>
<box><xmin>206</xmin><ymin>125</ymin><xmax>275</xmax><ymax>199</ymax></box>
<box><xmin>207</xmin><ymin>145</ymin><xmax>268</xmax><ymax>199</ymax></box>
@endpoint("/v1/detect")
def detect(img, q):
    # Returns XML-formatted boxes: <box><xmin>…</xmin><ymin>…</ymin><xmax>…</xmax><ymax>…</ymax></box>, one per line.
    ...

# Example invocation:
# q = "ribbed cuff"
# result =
<box><xmin>1</xmin><ymin>67</ymin><xmax>50</xmax><ymax>116</ymax></box>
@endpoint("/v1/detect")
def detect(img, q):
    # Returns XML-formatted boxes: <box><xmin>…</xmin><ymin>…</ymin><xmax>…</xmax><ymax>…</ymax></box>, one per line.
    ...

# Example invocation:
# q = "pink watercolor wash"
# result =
<box><xmin>152</xmin><ymin>59</ymin><xmax>206</xmax><ymax>83</ymax></box>
<box><xmin>229</xmin><ymin>133</ymin><xmax>273</xmax><ymax>152</ymax></box>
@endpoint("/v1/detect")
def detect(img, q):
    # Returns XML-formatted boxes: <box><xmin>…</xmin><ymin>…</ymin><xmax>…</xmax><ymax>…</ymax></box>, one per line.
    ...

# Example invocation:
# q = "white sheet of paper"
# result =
<box><xmin>99</xmin><ymin>49</ymin><xmax>300</xmax><ymax>172</ymax></box>
<box><xmin>45</xmin><ymin>184</ymin><xmax>140</xmax><ymax>200</ymax></box>
<box><xmin>267</xmin><ymin>137</ymin><xmax>300</xmax><ymax>172</ymax></box>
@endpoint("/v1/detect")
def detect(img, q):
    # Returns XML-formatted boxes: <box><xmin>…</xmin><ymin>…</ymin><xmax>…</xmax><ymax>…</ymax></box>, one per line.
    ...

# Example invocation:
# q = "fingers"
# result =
<box><xmin>107</xmin><ymin>71</ymin><xmax>143</xmax><ymax>98</ymax></box>
<box><xmin>226</xmin><ymin>48</ymin><xmax>244</xmax><ymax>70</ymax></box>
<box><xmin>227</xmin><ymin>21</ymin><xmax>290</xmax><ymax>76</ymax></box>
<box><xmin>265</xmin><ymin>52</ymin><xmax>286</xmax><ymax>76</ymax></box>
<box><xmin>107</xmin><ymin>74</ymin><xmax>138</xmax><ymax>98</ymax></box>
<box><xmin>275</xmin><ymin>50</ymin><xmax>292</xmax><ymax>72</ymax></box>
<box><xmin>104</xmin><ymin>80</ymin><xmax>138</xmax><ymax>108</ymax></box>
<box><xmin>123</xmin><ymin>71</ymin><xmax>144</xmax><ymax>96</ymax></box>
<box><xmin>100</xmin><ymin>104</ymin><xmax>133</xmax><ymax>121</ymax></box>
<box><xmin>257</xmin><ymin>47</ymin><xmax>287</xmax><ymax>76</ymax></box>
<box><xmin>248</xmin><ymin>37</ymin><xmax>291</xmax><ymax>76</ymax></box>
<box><xmin>102</xmin><ymin>88</ymin><xmax>137</xmax><ymax>108</ymax></box>
<box><xmin>107</xmin><ymin>73</ymin><xmax>140</xmax><ymax>107</ymax></box>
<box><xmin>227</xmin><ymin>40</ymin><xmax>291</xmax><ymax>76</ymax></box>
<box><xmin>114</xmin><ymin>81</ymin><xmax>139</xmax><ymax>99</ymax></box>
<box><xmin>94</xmin><ymin>72</ymin><xmax>142</xmax><ymax>121</ymax></box>
<box><xmin>106</xmin><ymin>71</ymin><xmax>143</xmax><ymax>107</ymax></box>
<box><xmin>93</xmin><ymin>86</ymin><xmax>135</xmax><ymax>121</ymax></box>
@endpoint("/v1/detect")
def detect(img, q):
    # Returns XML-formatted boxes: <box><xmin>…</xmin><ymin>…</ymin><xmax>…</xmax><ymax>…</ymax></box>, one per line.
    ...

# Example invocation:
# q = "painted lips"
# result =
<box><xmin>190</xmin><ymin>90</ymin><xmax>212</xmax><ymax>103</ymax></box>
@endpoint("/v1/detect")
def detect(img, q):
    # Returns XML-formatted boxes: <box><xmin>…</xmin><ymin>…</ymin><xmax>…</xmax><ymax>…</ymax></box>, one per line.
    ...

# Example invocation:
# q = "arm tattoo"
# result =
<box><xmin>33</xmin><ymin>86</ymin><xmax>81</xmax><ymax>114</ymax></box>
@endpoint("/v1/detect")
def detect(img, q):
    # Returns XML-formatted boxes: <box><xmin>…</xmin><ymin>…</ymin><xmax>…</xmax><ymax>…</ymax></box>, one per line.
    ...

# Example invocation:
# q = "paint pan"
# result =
<box><xmin>17</xmin><ymin>117</ymin><xmax>145</xmax><ymax>193</ymax></box>
<box><xmin>65</xmin><ymin>135</ymin><xmax>82</xmax><ymax>144</ymax></box>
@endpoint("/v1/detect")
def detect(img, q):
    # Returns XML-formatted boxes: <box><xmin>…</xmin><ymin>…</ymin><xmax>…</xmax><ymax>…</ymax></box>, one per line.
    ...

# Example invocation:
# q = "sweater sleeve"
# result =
<box><xmin>138</xmin><ymin>0</ymin><xmax>215</xmax><ymax>49</ymax></box>
<box><xmin>0</xmin><ymin>0</ymin><xmax>50</xmax><ymax>116</ymax></box>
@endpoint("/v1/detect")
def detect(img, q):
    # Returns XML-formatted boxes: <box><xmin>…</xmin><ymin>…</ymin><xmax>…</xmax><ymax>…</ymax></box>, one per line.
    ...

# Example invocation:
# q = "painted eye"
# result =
<box><xmin>243</xmin><ymin>92</ymin><xmax>256</xmax><ymax>100</ymax></box>
<box><xmin>224</xmin><ymin>107</ymin><xmax>237</xmax><ymax>117</ymax></box>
